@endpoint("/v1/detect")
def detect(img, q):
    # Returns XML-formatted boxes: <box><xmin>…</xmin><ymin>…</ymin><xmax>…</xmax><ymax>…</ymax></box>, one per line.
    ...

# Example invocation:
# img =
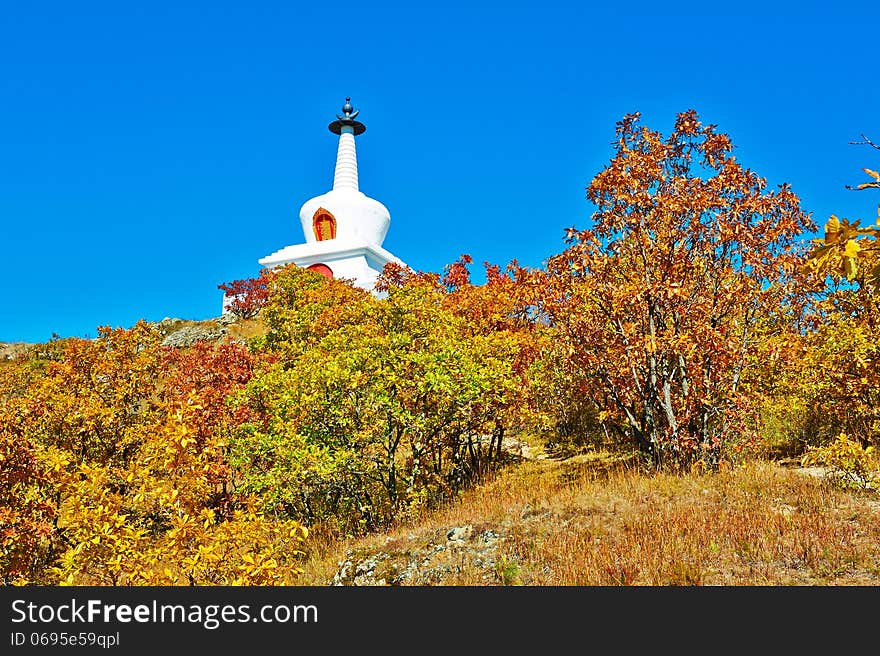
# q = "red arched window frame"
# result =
<box><xmin>307</xmin><ymin>263</ymin><xmax>333</xmax><ymax>279</ymax></box>
<box><xmin>313</xmin><ymin>208</ymin><xmax>337</xmax><ymax>241</ymax></box>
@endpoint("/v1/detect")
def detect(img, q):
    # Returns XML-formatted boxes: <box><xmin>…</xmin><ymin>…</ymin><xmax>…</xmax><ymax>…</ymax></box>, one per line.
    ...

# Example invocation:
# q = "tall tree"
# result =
<box><xmin>537</xmin><ymin>110</ymin><xmax>814</xmax><ymax>468</ymax></box>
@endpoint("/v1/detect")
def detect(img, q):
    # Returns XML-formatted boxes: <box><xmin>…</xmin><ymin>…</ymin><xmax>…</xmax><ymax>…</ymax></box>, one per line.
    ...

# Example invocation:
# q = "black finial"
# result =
<box><xmin>329</xmin><ymin>96</ymin><xmax>366</xmax><ymax>135</ymax></box>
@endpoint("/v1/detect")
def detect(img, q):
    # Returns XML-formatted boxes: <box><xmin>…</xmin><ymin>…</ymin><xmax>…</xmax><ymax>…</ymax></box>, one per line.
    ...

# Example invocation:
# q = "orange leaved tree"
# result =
<box><xmin>537</xmin><ymin>110</ymin><xmax>814</xmax><ymax>468</ymax></box>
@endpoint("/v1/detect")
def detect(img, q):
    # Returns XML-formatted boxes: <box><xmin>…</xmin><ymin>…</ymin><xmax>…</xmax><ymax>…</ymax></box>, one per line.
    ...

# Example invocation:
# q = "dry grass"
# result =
<box><xmin>224</xmin><ymin>317</ymin><xmax>267</xmax><ymax>342</ymax></box>
<box><xmin>296</xmin><ymin>453</ymin><xmax>880</xmax><ymax>586</ymax></box>
<box><xmin>1</xmin><ymin>342</ymin><xmax>33</xmax><ymax>361</ymax></box>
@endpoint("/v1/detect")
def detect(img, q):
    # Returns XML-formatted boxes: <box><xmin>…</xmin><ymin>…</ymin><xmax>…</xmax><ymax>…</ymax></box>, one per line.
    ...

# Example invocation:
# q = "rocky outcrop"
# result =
<box><xmin>1</xmin><ymin>342</ymin><xmax>31</xmax><ymax>360</ymax></box>
<box><xmin>332</xmin><ymin>524</ymin><xmax>505</xmax><ymax>586</ymax></box>
<box><xmin>160</xmin><ymin>324</ymin><xmax>227</xmax><ymax>348</ymax></box>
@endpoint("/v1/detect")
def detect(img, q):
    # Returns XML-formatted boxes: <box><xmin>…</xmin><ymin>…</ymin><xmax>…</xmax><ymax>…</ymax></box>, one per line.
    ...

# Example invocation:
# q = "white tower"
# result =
<box><xmin>257</xmin><ymin>98</ymin><xmax>408</xmax><ymax>291</ymax></box>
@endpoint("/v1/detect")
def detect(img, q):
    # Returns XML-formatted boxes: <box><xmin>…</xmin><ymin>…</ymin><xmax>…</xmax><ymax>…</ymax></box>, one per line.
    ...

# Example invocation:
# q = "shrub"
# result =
<box><xmin>801</xmin><ymin>433</ymin><xmax>879</xmax><ymax>492</ymax></box>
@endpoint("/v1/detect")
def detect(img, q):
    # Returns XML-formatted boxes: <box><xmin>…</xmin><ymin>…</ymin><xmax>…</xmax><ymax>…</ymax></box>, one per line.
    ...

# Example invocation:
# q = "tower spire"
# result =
<box><xmin>252</xmin><ymin>96</ymin><xmax>407</xmax><ymax>306</ymax></box>
<box><xmin>328</xmin><ymin>97</ymin><xmax>366</xmax><ymax>192</ymax></box>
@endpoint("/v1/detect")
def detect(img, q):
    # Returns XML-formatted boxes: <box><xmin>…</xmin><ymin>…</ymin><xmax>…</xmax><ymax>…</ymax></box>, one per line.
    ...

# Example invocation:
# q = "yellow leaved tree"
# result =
<box><xmin>807</xmin><ymin>136</ymin><xmax>880</xmax><ymax>288</ymax></box>
<box><xmin>797</xmin><ymin>136</ymin><xmax>880</xmax><ymax>482</ymax></box>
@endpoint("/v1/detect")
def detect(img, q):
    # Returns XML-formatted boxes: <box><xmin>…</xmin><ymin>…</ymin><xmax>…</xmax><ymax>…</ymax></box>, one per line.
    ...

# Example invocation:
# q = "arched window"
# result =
<box><xmin>307</xmin><ymin>263</ymin><xmax>333</xmax><ymax>279</ymax></box>
<box><xmin>313</xmin><ymin>208</ymin><xmax>337</xmax><ymax>241</ymax></box>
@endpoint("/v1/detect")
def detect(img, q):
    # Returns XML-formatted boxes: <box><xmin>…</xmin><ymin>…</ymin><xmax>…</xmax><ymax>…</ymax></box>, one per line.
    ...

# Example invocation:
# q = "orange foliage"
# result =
<box><xmin>534</xmin><ymin>110</ymin><xmax>814</xmax><ymax>467</ymax></box>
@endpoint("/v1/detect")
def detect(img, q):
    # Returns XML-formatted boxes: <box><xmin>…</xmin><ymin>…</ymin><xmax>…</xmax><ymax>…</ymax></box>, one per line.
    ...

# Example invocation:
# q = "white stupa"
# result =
<box><xmin>257</xmin><ymin>97</ymin><xmax>407</xmax><ymax>291</ymax></box>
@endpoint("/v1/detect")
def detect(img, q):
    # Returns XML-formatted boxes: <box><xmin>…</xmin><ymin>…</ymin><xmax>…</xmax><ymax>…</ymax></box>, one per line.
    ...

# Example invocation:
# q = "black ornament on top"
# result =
<box><xmin>329</xmin><ymin>97</ymin><xmax>366</xmax><ymax>135</ymax></box>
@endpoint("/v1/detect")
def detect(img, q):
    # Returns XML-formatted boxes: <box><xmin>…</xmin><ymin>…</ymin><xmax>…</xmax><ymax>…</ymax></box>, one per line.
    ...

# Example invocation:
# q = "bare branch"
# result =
<box><xmin>849</xmin><ymin>133</ymin><xmax>880</xmax><ymax>150</ymax></box>
<box><xmin>844</xmin><ymin>134</ymin><xmax>880</xmax><ymax>190</ymax></box>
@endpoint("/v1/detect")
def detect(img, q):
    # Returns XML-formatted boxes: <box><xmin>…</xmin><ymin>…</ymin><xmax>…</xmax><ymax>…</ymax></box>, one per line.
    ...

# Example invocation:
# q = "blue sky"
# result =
<box><xmin>1</xmin><ymin>1</ymin><xmax>876</xmax><ymax>343</ymax></box>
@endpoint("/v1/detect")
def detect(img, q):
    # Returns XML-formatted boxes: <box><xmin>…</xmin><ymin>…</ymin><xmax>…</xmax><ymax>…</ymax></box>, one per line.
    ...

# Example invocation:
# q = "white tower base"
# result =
<box><xmin>258</xmin><ymin>238</ymin><xmax>404</xmax><ymax>292</ymax></box>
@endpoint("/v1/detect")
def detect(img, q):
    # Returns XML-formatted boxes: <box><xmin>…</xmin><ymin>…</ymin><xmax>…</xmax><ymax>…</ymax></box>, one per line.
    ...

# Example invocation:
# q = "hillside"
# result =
<box><xmin>3</xmin><ymin>258</ymin><xmax>880</xmax><ymax>587</ymax></box>
<box><xmin>300</xmin><ymin>449</ymin><xmax>880</xmax><ymax>586</ymax></box>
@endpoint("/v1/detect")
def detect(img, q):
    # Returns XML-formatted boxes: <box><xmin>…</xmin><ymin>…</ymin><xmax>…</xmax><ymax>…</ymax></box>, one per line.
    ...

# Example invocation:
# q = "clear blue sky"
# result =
<box><xmin>1</xmin><ymin>1</ymin><xmax>876</xmax><ymax>343</ymax></box>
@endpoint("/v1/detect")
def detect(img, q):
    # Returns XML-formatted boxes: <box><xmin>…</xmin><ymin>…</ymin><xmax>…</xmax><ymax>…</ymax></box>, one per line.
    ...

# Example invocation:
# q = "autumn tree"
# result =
<box><xmin>384</xmin><ymin>257</ymin><xmax>540</xmax><ymax>486</ymax></box>
<box><xmin>252</xmin><ymin>263</ymin><xmax>371</xmax><ymax>360</ymax></box>
<box><xmin>536</xmin><ymin>110</ymin><xmax>814</xmax><ymax>468</ymax></box>
<box><xmin>50</xmin><ymin>397</ymin><xmax>307</xmax><ymax>585</ymax></box>
<box><xmin>807</xmin><ymin>134</ymin><xmax>880</xmax><ymax>289</ymax></box>
<box><xmin>0</xmin><ymin>324</ymin><xmax>308</xmax><ymax>585</ymax></box>
<box><xmin>160</xmin><ymin>341</ymin><xmax>265</xmax><ymax>447</ymax></box>
<box><xmin>0</xmin><ymin>377</ymin><xmax>63</xmax><ymax>584</ymax></box>
<box><xmin>231</xmin><ymin>264</ymin><xmax>533</xmax><ymax>530</ymax></box>
<box><xmin>218</xmin><ymin>268</ymin><xmax>276</xmax><ymax>320</ymax></box>
<box><xmin>19</xmin><ymin>322</ymin><xmax>164</xmax><ymax>466</ymax></box>
<box><xmin>796</xmin><ymin>135</ymin><xmax>880</xmax><ymax>448</ymax></box>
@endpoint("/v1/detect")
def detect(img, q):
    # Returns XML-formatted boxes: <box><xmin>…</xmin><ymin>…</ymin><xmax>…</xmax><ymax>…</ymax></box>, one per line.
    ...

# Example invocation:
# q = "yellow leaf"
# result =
<box><xmin>824</xmin><ymin>216</ymin><xmax>840</xmax><ymax>243</ymax></box>
<box><xmin>843</xmin><ymin>239</ymin><xmax>861</xmax><ymax>258</ymax></box>
<box><xmin>864</xmin><ymin>168</ymin><xmax>880</xmax><ymax>182</ymax></box>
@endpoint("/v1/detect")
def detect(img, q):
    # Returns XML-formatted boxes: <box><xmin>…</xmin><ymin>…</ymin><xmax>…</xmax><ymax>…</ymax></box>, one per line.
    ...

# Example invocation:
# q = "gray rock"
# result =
<box><xmin>161</xmin><ymin>325</ymin><xmax>227</xmax><ymax>348</ymax></box>
<box><xmin>331</xmin><ymin>525</ymin><xmax>508</xmax><ymax>586</ymax></box>
<box><xmin>446</xmin><ymin>525</ymin><xmax>473</xmax><ymax>543</ymax></box>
